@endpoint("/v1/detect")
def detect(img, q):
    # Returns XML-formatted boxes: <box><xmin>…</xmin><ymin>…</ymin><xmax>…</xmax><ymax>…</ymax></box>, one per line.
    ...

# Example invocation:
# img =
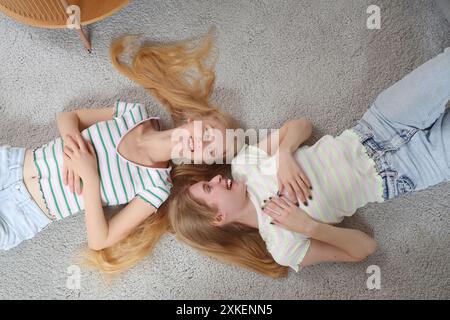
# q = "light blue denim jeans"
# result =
<box><xmin>0</xmin><ymin>145</ymin><xmax>51</xmax><ymax>250</ymax></box>
<box><xmin>351</xmin><ymin>47</ymin><xmax>450</xmax><ymax>200</ymax></box>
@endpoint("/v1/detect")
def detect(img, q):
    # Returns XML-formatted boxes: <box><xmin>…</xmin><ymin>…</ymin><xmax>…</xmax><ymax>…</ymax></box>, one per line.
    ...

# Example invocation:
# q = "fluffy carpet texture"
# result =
<box><xmin>0</xmin><ymin>0</ymin><xmax>449</xmax><ymax>299</ymax></box>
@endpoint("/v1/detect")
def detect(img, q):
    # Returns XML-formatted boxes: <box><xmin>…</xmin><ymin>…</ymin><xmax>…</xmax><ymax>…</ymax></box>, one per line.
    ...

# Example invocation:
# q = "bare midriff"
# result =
<box><xmin>23</xmin><ymin>149</ymin><xmax>54</xmax><ymax>220</ymax></box>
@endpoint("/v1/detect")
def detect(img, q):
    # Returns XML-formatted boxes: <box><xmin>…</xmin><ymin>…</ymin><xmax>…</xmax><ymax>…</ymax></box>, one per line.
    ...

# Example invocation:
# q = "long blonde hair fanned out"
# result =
<box><xmin>167</xmin><ymin>165</ymin><xmax>289</xmax><ymax>279</ymax></box>
<box><xmin>83</xmin><ymin>27</ymin><xmax>236</xmax><ymax>275</ymax></box>
<box><xmin>110</xmin><ymin>26</ymin><xmax>236</xmax><ymax>128</ymax></box>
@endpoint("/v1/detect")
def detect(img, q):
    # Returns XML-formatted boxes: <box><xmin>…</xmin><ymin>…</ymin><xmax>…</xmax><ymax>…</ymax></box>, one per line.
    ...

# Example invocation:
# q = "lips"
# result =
<box><xmin>189</xmin><ymin>136</ymin><xmax>194</xmax><ymax>152</ymax></box>
<box><xmin>226</xmin><ymin>178</ymin><xmax>233</xmax><ymax>190</ymax></box>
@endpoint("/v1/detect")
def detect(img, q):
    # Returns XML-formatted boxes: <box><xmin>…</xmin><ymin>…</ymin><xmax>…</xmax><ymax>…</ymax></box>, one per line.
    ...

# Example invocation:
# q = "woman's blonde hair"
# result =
<box><xmin>167</xmin><ymin>165</ymin><xmax>289</xmax><ymax>278</ymax></box>
<box><xmin>110</xmin><ymin>26</ymin><xmax>237</xmax><ymax>128</ymax></box>
<box><xmin>83</xmin><ymin>27</ymin><xmax>239</xmax><ymax>275</ymax></box>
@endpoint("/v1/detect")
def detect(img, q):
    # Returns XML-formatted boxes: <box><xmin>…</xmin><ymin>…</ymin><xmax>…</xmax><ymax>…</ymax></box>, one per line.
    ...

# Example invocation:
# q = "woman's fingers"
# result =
<box><xmin>62</xmin><ymin>165</ymin><xmax>68</xmax><ymax>185</ymax></box>
<box><xmin>64</xmin><ymin>134</ymin><xmax>79</xmax><ymax>150</ymax></box>
<box><xmin>267</xmin><ymin>197</ymin><xmax>289</xmax><ymax>210</ymax></box>
<box><xmin>64</xmin><ymin>145</ymin><xmax>74</xmax><ymax>158</ymax></box>
<box><xmin>263</xmin><ymin>205</ymin><xmax>282</xmax><ymax>218</ymax></box>
<box><xmin>298</xmin><ymin>170</ymin><xmax>312</xmax><ymax>190</ymax></box>
<box><xmin>263</xmin><ymin>201</ymin><xmax>289</xmax><ymax>226</ymax></box>
<box><xmin>279</xmin><ymin>195</ymin><xmax>297</xmax><ymax>208</ymax></box>
<box><xmin>75</xmin><ymin>134</ymin><xmax>87</xmax><ymax>153</ymax></box>
<box><xmin>290</xmin><ymin>180</ymin><xmax>305</xmax><ymax>204</ymax></box>
<box><xmin>263</xmin><ymin>201</ymin><xmax>283</xmax><ymax>216</ymax></box>
<box><xmin>68</xmin><ymin>169</ymin><xmax>74</xmax><ymax>193</ymax></box>
<box><xmin>283</xmin><ymin>183</ymin><xmax>296</xmax><ymax>203</ymax></box>
<box><xmin>74</xmin><ymin>174</ymin><xmax>82</xmax><ymax>194</ymax></box>
<box><xmin>87</xmin><ymin>140</ymin><xmax>95</xmax><ymax>155</ymax></box>
<box><xmin>278</xmin><ymin>185</ymin><xmax>284</xmax><ymax>197</ymax></box>
<box><xmin>298</xmin><ymin>173</ymin><xmax>312</xmax><ymax>197</ymax></box>
<box><xmin>295</xmin><ymin>179</ymin><xmax>310</xmax><ymax>203</ymax></box>
<box><xmin>276</xmin><ymin>177</ymin><xmax>284</xmax><ymax>196</ymax></box>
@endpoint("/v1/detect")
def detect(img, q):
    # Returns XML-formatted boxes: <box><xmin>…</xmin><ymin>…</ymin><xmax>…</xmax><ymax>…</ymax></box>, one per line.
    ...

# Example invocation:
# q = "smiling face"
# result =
<box><xmin>177</xmin><ymin>116</ymin><xmax>229</xmax><ymax>164</ymax></box>
<box><xmin>189</xmin><ymin>174</ymin><xmax>247</xmax><ymax>225</ymax></box>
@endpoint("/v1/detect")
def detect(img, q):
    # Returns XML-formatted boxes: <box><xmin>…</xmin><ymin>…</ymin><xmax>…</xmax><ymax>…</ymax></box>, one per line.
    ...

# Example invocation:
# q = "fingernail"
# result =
<box><xmin>308</xmin><ymin>195</ymin><xmax>312</xmax><ymax>200</ymax></box>
<box><xmin>303</xmin><ymin>201</ymin><xmax>308</xmax><ymax>206</ymax></box>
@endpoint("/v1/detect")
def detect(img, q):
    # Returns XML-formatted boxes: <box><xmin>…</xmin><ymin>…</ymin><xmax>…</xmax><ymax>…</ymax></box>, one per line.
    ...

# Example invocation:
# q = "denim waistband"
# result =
<box><xmin>6</xmin><ymin>146</ymin><xmax>26</xmax><ymax>185</ymax></box>
<box><xmin>350</xmin><ymin>123</ymin><xmax>391</xmax><ymax>174</ymax></box>
<box><xmin>350</xmin><ymin>122</ymin><xmax>405</xmax><ymax>201</ymax></box>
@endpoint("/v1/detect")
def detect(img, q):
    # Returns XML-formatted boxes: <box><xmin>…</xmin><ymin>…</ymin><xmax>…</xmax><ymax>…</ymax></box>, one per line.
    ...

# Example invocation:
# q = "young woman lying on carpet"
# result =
<box><xmin>0</xmin><ymin>28</ymin><xmax>237</xmax><ymax>274</ymax></box>
<box><xmin>168</xmin><ymin>46</ymin><xmax>450</xmax><ymax>277</ymax></box>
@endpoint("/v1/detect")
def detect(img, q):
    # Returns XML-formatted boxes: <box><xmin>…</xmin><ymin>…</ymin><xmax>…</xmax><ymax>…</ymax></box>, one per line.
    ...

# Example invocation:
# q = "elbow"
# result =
<box><xmin>292</xmin><ymin>118</ymin><xmax>313</xmax><ymax>135</ymax></box>
<box><xmin>88</xmin><ymin>241</ymin><xmax>108</xmax><ymax>251</ymax></box>
<box><xmin>56</xmin><ymin>110</ymin><xmax>75</xmax><ymax>124</ymax></box>
<box><xmin>365</xmin><ymin>237</ymin><xmax>378</xmax><ymax>257</ymax></box>
<box><xmin>303</xmin><ymin>119</ymin><xmax>313</xmax><ymax>135</ymax></box>
<box><xmin>57</xmin><ymin>110</ymin><xmax>72</xmax><ymax>119</ymax></box>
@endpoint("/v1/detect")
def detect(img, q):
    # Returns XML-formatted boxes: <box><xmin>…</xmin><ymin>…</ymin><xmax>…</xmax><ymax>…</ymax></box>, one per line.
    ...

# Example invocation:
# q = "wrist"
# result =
<box><xmin>61</xmin><ymin>130</ymin><xmax>81</xmax><ymax>139</ymax></box>
<box><xmin>278</xmin><ymin>147</ymin><xmax>296</xmax><ymax>157</ymax></box>
<box><xmin>83</xmin><ymin>174</ymin><xmax>100</xmax><ymax>188</ymax></box>
<box><xmin>58</xmin><ymin>114</ymin><xmax>80</xmax><ymax>138</ymax></box>
<box><xmin>303</xmin><ymin>219</ymin><xmax>321</xmax><ymax>238</ymax></box>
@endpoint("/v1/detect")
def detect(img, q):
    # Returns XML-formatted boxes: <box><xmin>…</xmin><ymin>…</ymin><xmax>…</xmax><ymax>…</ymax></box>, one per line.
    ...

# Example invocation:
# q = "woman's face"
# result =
<box><xmin>177</xmin><ymin>117</ymin><xmax>229</xmax><ymax>164</ymax></box>
<box><xmin>189</xmin><ymin>174</ymin><xmax>247</xmax><ymax>225</ymax></box>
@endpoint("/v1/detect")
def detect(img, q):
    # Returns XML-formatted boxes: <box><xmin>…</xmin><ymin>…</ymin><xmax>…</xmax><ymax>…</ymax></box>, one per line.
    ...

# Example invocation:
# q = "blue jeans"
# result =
<box><xmin>351</xmin><ymin>47</ymin><xmax>450</xmax><ymax>200</ymax></box>
<box><xmin>0</xmin><ymin>145</ymin><xmax>51</xmax><ymax>250</ymax></box>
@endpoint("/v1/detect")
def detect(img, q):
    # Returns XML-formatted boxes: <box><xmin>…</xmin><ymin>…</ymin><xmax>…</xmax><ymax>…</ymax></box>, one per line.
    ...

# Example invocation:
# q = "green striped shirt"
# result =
<box><xmin>33</xmin><ymin>101</ymin><xmax>172</xmax><ymax>220</ymax></box>
<box><xmin>231</xmin><ymin>128</ymin><xmax>384</xmax><ymax>272</ymax></box>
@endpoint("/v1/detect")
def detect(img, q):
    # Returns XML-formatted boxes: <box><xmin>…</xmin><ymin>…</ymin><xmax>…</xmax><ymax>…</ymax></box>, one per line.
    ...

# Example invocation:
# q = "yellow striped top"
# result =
<box><xmin>231</xmin><ymin>128</ymin><xmax>384</xmax><ymax>271</ymax></box>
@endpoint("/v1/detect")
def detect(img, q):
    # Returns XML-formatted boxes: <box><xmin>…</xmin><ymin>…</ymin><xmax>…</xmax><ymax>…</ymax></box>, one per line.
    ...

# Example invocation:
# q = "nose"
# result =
<box><xmin>210</xmin><ymin>175</ymin><xmax>222</xmax><ymax>184</ymax></box>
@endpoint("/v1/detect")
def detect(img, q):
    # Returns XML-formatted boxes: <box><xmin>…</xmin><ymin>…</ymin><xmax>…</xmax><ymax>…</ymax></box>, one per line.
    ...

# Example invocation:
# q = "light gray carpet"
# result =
<box><xmin>1</xmin><ymin>0</ymin><xmax>449</xmax><ymax>299</ymax></box>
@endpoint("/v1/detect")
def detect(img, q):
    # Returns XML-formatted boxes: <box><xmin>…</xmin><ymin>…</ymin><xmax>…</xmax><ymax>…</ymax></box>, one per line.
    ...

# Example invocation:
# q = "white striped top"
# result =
<box><xmin>231</xmin><ymin>128</ymin><xmax>384</xmax><ymax>271</ymax></box>
<box><xmin>33</xmin><ymin>101</ymin><xmax>172</xmax><ymax>220</ymax></box>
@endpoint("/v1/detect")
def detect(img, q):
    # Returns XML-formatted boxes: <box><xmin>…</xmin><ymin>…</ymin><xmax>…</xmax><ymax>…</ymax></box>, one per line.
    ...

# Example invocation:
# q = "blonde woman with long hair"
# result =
<box><xmin>0</xmin><ymin>28</ymin><xmax>236</xmax><ymax>274</ymax></box>
<box><xmin>168</xmin><ymin>47</ymin><xmax>450</xmax><ymax>278</ymax></box>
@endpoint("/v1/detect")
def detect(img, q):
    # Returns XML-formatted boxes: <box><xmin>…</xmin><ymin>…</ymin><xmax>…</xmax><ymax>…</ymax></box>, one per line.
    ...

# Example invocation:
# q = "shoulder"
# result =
<box><xmin>136</xmin><ymin>169</ymin><xmax>172</xmax><ymax>209</ymax></box>
<box><xmin>231</xmin><ymin>143</ymin><xmax>275</xmax><ymax>179</ymax></box>
<box><xmin>114</xmin><ymin>100</ymin><xmax>149</xmax><ymax>123</ymax></box>
<box><xmin>231</xmin><ymin>144</ymin><xmax>269</xmax><ymax>166</ymax></box>
<box><xmin>261</xmin><ymin>222</ymin><xmax>310</xmax><ymax>272</ymax></box>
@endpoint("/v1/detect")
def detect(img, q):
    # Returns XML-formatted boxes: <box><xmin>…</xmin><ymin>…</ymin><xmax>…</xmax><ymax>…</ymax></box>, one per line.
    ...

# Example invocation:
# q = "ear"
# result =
<box><xmin>212</xmin><ymin>211</ymin><xmax>226</xmax><ymax>226</ymax></box>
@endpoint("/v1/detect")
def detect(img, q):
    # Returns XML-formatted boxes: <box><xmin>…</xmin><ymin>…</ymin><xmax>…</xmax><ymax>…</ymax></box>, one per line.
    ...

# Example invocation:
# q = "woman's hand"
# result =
<box><xmin>262</xmin><ymin>195</ymin><xmax>317</xmax><ymax>235</ymax></box>
<box><xmin>63</xmin><ymin>134</ymin><xmax>99</xmax><ymax>187</ymax></box>
<box><xmin>62</xmin><ymin>133</ymin><xmax>83</xmax><ymax>194</ymax></box>
<box><xmin>276</xmin><ymin>149</ymin><xmax>312</xmax><ymax>205</ymax></box>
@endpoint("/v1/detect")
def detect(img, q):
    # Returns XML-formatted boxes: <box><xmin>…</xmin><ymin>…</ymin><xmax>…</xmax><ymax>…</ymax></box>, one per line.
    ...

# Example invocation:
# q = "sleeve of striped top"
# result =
<box><xmin>135</xmin><ymin>182</ymin><xmax>172</xmax><ymax>210</ymax></box>
<box><xmin>267</xmin><ymin>230</ymin><xmax>311</xmax><ymax>273</ymax></box>
<box><xmin>114</xmin><ymin>100</ymin><xmax>149</xmax><ymax>122</ymax></box>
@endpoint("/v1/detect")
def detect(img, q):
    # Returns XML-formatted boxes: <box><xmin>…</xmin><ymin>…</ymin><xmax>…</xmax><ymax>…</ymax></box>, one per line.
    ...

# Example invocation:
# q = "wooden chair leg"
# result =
<box><xmin>76</xmin><ymin>25</ymin><xmax>92</xmax><ymax>53</ymax></box>
<box><xmin>60</xmin><ymin>0</ymin><xmax>92</xmax><ymax>53</ymax></box>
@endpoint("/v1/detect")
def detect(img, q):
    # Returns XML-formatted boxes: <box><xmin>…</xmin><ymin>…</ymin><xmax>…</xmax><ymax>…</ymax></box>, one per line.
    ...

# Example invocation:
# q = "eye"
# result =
<box><xmin>203</xmin><ymin>183</ymin><xmax>211</xmax><ymax>193</ymax></box>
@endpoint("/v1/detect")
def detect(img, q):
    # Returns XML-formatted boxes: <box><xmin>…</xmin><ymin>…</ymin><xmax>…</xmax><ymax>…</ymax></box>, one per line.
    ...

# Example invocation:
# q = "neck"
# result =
<box><xmin>138</xmin><ymin>127</ymin><xmax>179</xmax><ymax>164</ymax></box>
<box><xmin>235</xmin><ymin>193</ymin><xmax>259</xmax><ymax>229</ymax></box>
